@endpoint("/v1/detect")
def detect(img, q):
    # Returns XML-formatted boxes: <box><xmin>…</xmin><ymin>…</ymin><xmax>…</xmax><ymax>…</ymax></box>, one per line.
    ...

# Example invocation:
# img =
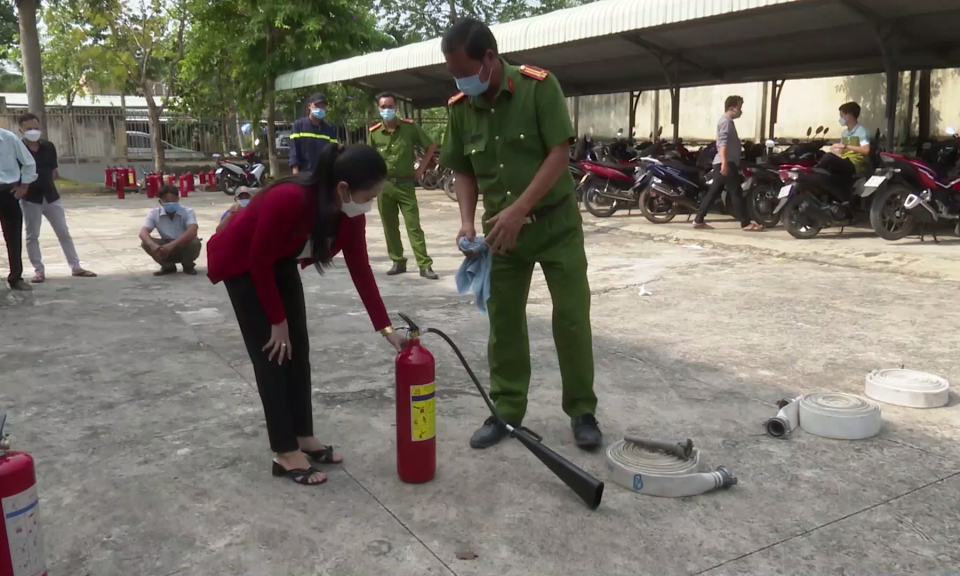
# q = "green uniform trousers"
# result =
<box><xmin>486</xmin><ymin>198</ymin><xmax>596</xmax><ymax>424</ymax></box>
<box><xmin>377</xmin><ymin>181</ymin><xmax>433</xmax><ymax>269</ymax></box>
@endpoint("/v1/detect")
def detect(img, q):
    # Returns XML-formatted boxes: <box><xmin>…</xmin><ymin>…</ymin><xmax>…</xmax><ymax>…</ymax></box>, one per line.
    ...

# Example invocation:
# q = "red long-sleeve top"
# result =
<box><xmin>206</xmin><ymin>182</ymin><xmax>390</xmax><ymax>330</ymax></box>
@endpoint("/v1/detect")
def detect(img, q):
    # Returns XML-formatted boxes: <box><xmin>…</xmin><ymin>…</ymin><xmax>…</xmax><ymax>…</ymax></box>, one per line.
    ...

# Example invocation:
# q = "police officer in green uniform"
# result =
<box><xmin>368</xmin><ymin>92</ymin><xmax>439</xmax><ymax>280</ymax></box>
<box><xmin>439</xmin><ymin>18</ymin><xmax>601</xmax><ymax>450</ymax></box>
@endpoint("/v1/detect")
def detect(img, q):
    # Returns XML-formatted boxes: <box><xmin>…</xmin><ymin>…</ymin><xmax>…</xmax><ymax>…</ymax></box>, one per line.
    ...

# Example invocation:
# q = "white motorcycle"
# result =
<box><xmin>214</xmin><ymin>151</ymin><xmax>266</xmax><ymax>195</ymax></box>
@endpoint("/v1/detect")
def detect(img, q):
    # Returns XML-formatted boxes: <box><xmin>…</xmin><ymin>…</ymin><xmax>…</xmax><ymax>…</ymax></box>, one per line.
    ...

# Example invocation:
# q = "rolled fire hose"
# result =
<box><xmin>605</xmin><ymin>436</ymin><xmax>737</xmax><ymax>498</ymax></box>
<box><xmin>865</xmin><ymin>368</ymin><xmax>950</xmax><ymax>408</ymax></box>
<box><xmin>764</xmin><ymin>393</ymin><xmax>882</xmax><ymax>440</ymax></box>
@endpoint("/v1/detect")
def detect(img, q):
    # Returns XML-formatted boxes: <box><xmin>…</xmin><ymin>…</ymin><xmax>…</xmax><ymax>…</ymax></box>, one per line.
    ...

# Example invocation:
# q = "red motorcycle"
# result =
<box><xmin>865</xmin><ymin>130</ymin><xmax>960</xmax><ymax>240</ymax></box>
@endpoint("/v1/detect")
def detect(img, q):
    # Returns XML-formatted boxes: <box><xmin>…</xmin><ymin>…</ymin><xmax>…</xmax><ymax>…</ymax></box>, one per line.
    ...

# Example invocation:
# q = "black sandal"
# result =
<box><xmin>301</xmin><ymin>445</ymin><xmax>342</xmax><ymax>464</ymax></box>
<box><xmin>271</xmin><ymin>461</ymin><xmax>326</xmax><ymax>486</ymax></box>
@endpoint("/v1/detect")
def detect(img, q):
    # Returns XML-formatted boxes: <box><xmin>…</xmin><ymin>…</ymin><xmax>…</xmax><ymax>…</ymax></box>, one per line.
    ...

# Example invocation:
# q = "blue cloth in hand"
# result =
<box><xmin>456</xmin><ymin>236</ymin><xmax>491</xmax><ymax>312</ymax></box>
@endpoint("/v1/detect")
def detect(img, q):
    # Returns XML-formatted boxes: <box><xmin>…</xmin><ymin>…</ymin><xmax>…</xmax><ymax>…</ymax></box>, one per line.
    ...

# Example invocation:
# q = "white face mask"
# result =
<box><xmin>340</xmin><ymin>192</ymin><xmax>373</xmax><ymax>218</ymax></box>
<box><xmin>23</xmin><ymin>129</ymin><xmax>41</xmax><ymax>142</ymax></box>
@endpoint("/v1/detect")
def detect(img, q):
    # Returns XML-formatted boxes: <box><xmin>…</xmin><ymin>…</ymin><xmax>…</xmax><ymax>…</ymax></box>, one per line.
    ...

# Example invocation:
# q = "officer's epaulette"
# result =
<box><xmin>401</xmin><ymin>118</ymin><xmax>414</xmax><ymax>123</ymax></box>
<box><xmin>519</xmin><ymin>65</ymin><xmax>549</xmax><ymax>81</ymax></box>
<box><xmin>368</xmin><ymin>122</ymin><xmax>382</xmax><ymax>132</ymax></box>
<box><xmin>448</xmin><ymin>92</ymin><xmax>466</xmax><ymax>106</ymax></box>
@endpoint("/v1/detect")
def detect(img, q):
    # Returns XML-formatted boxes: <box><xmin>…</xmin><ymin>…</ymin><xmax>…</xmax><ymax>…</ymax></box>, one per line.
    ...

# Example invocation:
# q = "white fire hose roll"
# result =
<box><xmin>605</xmin><ymin>437</ymin><xmax>737</xmax><ymax>498</ymax></box>
<box><xmin>765</xmin><ymin>393</ymin><xmax>882</xmax><ymax>440</ymax></box>
<box><xmin>865</xmin><ymin>369</ymin><xmax>950</xmax><ymax>408</ymax></box>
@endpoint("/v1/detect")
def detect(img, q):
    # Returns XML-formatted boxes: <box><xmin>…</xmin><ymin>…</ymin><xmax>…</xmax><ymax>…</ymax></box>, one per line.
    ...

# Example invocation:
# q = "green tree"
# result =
<box><xmin>77</xmin><ymin>0</ymin><xmax>188</xmax><ymax>171</ymax></box>
<box><xmin>15</xmin><ymin>0</ymin><xmax>46</xmax><ymax>131</ymax></box>
<box><xmin>182</xmin><ymin>0</ymin><xmax>384</xmax><ymax>177</ymax></box>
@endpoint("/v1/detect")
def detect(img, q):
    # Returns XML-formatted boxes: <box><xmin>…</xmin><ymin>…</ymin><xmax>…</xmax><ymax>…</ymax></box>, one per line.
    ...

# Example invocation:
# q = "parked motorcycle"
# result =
<box><xmin>866</xmin><ymin>128</ymin><xmax>960</xmax><ymax>240</ymax></box>
<box><xmin>743</xmin><ymin>127</ymin><xmax>829</xmax><ymax>227</ymax></box>
<box><xmin>774</xmin><ymin>129</ymin><xmax>883</xmax><ymax>239</ymax></box>
<box><xmin>214</xmin><ymin>151</ymin><xmax>266</xmax><ymax>195</ymax></box>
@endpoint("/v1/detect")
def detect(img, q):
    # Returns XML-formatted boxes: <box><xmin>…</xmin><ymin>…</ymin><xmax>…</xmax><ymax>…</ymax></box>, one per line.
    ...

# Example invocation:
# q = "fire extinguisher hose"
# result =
<box><xmin>418</xmin><ymin>325</ymin><xmax>604</xmax><ymax>510</ymax></box>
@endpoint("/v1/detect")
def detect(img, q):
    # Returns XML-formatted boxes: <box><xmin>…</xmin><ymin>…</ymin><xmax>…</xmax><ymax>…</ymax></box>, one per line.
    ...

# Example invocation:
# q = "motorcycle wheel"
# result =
<box><xmin>869</xmin><ymin>184</ymin><xmax>916</xmax><ymax>241</ymax></box>
<box><xmin>220</xmin><ymin>173</ymin><xmax>242</xmax><ymax>195</ymax></box>
<box><xmin>639</xmin><ymin>185</ymin><xmax>678</xmax><ymax>223</ymax></box>
<box><xmin>782</xmin><ymin>193</ymin><xmax>823</xmax><ymax>239</ymax></box>
<box><xmin>748</xmin><ymin>184</ymin><xmax>782</xmax><ymax>228</ymax></box>
<box><xmin>421</xmin><ymin>169</ymin><xmax>440</xmax><ymax>190</ymax></box>
<box><xmin>443</xmin><ymin>174</ymin><xmax>457</xmax><ymax>201</ymax></box>
<box><xmin>582</xmin><ymin>177</ymin><xmax>618</xmax><ymax>218</ymax></box>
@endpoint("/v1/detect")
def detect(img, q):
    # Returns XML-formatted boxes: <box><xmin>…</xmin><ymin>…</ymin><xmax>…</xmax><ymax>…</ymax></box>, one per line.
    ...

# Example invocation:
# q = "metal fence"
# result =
<box><xmin>0</xmin><ymin>108</ymin><xmax>249</xmax><ymax>163</ymax></box>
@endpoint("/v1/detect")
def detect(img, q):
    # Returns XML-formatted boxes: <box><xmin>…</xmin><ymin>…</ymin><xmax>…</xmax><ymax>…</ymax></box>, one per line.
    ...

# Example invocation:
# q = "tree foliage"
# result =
<box><xmin>40</xmin><ymin>3</ymin><xmax>112</xmax><ymax>107</ymax></box>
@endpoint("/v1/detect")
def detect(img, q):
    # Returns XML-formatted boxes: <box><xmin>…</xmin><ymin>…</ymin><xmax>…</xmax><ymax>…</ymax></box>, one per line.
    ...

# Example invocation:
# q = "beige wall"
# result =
<box><xmin>569</xmin><ymin>69</ymin><xmax>960</xmax><ymax>143</ymax></box>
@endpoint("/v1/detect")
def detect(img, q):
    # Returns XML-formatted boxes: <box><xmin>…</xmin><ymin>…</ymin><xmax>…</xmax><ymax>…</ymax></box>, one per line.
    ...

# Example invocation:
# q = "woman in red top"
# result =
<box><xmin>207</xmin><ymin>144</ymin><xmax>405</xmax><ymax>487</ymax></box>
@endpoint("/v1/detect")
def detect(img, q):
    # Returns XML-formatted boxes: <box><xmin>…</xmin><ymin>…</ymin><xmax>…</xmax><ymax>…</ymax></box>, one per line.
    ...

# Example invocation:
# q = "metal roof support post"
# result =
<box><xmin>573</xmin><ymin>96</ymin><xmax>581</xmax><ymax>137</ymax></box>
<box><xmin>768</xmin><ymin>79</ymin><xmax>785</xmax><ymax>141</ymax></box>
<box><xmin>882</xmin><ymin>48</ymin><xmax>900</xmax><ymax>151</ymax></box>
<box><xmin>628</xmin><ymin>91</ymin><xmax>642</xmax><ymax>141</ymax></box>
<box><xmin>669</xmin><ymin>87</ymin><xmax>680</xmax><ymax>142</ymax></box>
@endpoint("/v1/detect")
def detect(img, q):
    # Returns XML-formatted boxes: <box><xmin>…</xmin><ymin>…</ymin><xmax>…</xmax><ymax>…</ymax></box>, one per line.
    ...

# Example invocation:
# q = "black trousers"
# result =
<box><xmin>817</xmin><ymin>154</ymin><xmax>857</xmax><ymax>197</ymax></box>
<box><xmin>226</xmin><ymin>259</ymin><xmax>313</xmax><ymax>453</ymax></box>
<box><xmin>695</xmin><ymin>163</ymin><xmax>750</xmax><ymax>226</ymax></box>
<box><xmin>0</xmin><ymin>187</ymin><xmax>23</xmax><ymax>284</ymax></box>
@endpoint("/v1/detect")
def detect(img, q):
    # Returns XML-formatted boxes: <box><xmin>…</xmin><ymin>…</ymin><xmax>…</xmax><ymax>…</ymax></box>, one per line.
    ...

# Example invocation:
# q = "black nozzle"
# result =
<box><xmin>512</xmin><ymin>427</ymin><xmax>604</xmax><ymax>510</ymax></box>
<box><xmin>397</xmin><ymin>312</ymin><xmax>420</xmax><ymax>333</ymax></box>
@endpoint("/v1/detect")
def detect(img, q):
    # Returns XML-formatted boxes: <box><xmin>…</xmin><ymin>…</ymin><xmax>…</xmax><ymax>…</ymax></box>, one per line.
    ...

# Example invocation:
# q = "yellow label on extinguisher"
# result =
<box><xmin>410</xmin><ymin>382</ymin><xmax>436</xmax><ymax>442</ymax></box>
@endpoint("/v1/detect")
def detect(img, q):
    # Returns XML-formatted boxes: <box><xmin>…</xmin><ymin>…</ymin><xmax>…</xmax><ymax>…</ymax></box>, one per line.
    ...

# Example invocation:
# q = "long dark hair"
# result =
<box><xmin>305</xmin><ymin>144</ymin><xmax>386</xmax><ymax>271</ymax></box>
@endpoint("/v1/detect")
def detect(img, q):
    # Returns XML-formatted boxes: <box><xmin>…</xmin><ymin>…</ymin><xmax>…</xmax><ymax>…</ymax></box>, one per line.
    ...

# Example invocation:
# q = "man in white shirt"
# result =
<box><xmin>0</xmin><ymin>126</ymin><xmax>39</xmax><ymax>290</ymax></box>
<box><xmin>138</xmin><ymin>184</ymin><xmax>201</xmax><ymax>275</ymax></box>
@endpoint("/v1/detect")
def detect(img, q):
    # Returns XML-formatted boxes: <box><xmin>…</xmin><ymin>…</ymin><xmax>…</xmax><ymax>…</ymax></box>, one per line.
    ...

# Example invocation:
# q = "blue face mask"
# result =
<box><xmin>839</xmin><ymin>117</ymin><xmax>847</xmax><ymax>127</ymax></box>
<box><xmin>311</xmin><ymin>108</ymin><xmax>326</xmax><ymax>120</ymax></box>
<box><xmin>379</xmin><ymin>108</ymin><xmax>396</xmax><ymax>121</ymax></box>
<box><xmin>237</xmin><ymin>198</ymin><xmax>250</xmax><ymax>208</ymax></box>
<box><xmin>162</xmin><ymin>202</ymin><xmax>179</xmax><ymax>214</ymax></box>
<box><xmin>455</xmin><ymin>63</ymin><xmax>490</xmax><ymax>97</ymax></box>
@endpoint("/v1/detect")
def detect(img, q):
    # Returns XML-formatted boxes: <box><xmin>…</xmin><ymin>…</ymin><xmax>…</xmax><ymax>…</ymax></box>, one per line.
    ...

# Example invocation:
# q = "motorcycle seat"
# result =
<box><xmin>661</xmin><ymin>159</ymin><xmax>701</xmax><ymax>174</ymax></box>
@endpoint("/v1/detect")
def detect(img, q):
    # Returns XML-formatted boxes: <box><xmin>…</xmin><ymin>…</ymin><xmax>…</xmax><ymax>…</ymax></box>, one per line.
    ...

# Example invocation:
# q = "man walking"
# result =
<box><xmin>693</xmin><ymin>95</ymin><xmax>762</xmax><ymax>231</ymax></box>
<box><xmin>289</xmin><ymin>93</ymin><xmax>338</xmax><ymax>175</ymax></box>
<box><xmin>0</xmin><ymin>125</ymin><xmax>38</xmax><ymax>291</ymax></box>
<box><xmin>368</xmin><ymin>91</ymin><xmax>439</xmax><ymax>279</ymax></box>
<box><xmin>439</xmin><ymin>18</ymin><xmax>601</xmax><ymax>450</ymax></box>
<box><xmin>17</xmin><ymin>113</ymin><xmax>96</xmax><ymax>282</ymax></box>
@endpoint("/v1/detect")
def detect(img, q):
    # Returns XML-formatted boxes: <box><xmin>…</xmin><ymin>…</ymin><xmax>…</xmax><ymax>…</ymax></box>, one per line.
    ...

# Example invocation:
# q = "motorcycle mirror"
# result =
<box><xmin>617</xmin><ymin>128</ymin><xmax>624</xmax><ymax>137</ymax></box>
<box><xmin>765</xmin><ymin>139</ymin><xmax>775</xmax><ymax>148</ymax></box>
<box><xmin>657</xmin><ymin>126</ymin><xmax>663</xmax><ymax>136</ymax></box>
<box><xmin>947</xmin><ymin>127</ymin><xmax>957</xmax><ymax>136</ymax></box>
<box><xmin>806</xmin><ymin>127</ymin><xmax>812</xmax><ymax>136</ymax></box>
<box><xmin>823</xmin><ymin>127</ymin><xmax>830</xmax><ymax>135</ymax></box>
<box><xmin>815</xmin><ymin>126</ymin><xmax>823</xmax><ymax>135</ymax></box>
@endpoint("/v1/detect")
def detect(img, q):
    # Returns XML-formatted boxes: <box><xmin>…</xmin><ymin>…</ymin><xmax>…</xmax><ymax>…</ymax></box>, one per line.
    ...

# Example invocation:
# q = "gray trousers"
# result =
<box><xmin>20</xmin><ymin>198</ymin><xmax>82</xmax><ymax>274</ymax></box>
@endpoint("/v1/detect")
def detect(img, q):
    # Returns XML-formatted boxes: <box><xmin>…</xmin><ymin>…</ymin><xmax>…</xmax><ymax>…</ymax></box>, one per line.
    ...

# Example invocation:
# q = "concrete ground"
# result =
<box><xmin>1</xmin><ymin>189</ymin><xmax>958</xmax><ymax>576</ymax></box>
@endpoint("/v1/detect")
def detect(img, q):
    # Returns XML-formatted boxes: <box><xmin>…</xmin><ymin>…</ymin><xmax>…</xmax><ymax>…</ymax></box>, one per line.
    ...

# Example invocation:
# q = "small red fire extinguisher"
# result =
<box><xmin>0</xmin><ymin>414</ymin><xmax>47</xmax><ymax>576</ymax></box>
<box><xmin>395</xmin><ymin>314</ymin><xmax>436</xmax><ymax>483</ymax></box>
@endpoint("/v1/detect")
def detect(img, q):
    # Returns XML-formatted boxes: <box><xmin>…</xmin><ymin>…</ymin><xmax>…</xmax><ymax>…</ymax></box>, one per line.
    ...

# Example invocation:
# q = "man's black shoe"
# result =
<box><xmin>154</xmin><ymin>265</ymin><xmax>177</xmax><ymax>276</ymax></box>
<box><xmin>387</xmin><ymin>262</ymin><xmax>407</xmax><ymax>276</ymax></box>
<box><xmin>9</xmin><ymin>279</ymin><xmax>32</xmax><ymax>291</ymax></box>
<box><xmin>182</xmin><ymin>265</ymin><xmax>198</xmax><ymax>276</ymax></box>
<box><xmin>571</xmin><ymin>414</ymin><xmax>602</xmax><ymax>450</ymax></box>
<box><xmin>469</xmin><ymin>416</ymin><xmax>510</xmax><ymax>449</ymax></box>
<box><xmin>420</xmin><ymin>267</ymin><xmax>439</xmax><ymax>280</ymax></box>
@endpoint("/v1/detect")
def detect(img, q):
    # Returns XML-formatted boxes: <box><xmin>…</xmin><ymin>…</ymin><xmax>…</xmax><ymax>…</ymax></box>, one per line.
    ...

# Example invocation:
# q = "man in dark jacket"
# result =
<box><xmin>289</xmin><ymin>93</ymin><xmax>338</xmax><ymax>174</ymax></box>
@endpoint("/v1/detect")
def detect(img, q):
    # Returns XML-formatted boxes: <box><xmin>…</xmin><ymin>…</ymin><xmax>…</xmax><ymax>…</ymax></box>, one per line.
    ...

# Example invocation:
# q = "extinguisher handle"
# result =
<box><xmin>397</xmin><ymin>312</ymin><xmax>420</xmax><ymax>333</ymax></box>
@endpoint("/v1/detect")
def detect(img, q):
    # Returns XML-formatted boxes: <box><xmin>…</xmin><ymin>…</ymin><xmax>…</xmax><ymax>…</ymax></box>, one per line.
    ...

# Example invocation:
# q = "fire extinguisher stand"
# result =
<box><xmin>394</xmin><ymin>315</ymin><xmax>436</xmax><ymax>484</ymax></box>
<box><xmin>0</xmin><ymin>413</ymin><xmax>47</xmax><ymax>576</ymax></box>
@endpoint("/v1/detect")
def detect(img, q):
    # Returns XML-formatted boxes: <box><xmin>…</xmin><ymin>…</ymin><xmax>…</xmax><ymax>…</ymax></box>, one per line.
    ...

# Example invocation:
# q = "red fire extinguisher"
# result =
<box><xmin>104</xmin><ymin>167</ymin><xmax>114</xmax><ymax>188</ymax></box>
<box><xmin>145</xmin><ymin>174</ymin><xmax>159</xmax><ymax>198</ymax></box>
<box><xmin>0</xmin><ymin>414</ymin><xmax>47</xmax><ymax>576</ymax></box>
<box><xmin>198</xmin><ymin>172</ymin><xmax>207</xmax><ymax>185</ymax></box>
<box><xmin>394</xmin><ymin>314</ymin><xmax>436</xmax><ymax>483</ymax></box>
<box><xmin>126</xmin><ymin>166</ymin><xmax>136</xmax><ymax>186</ymax></box>
<box><xmin>178</xmin><ymin>174</ymin><xmax>190</xmax><ymax>198</ymax></box>
<box><xmin>115</xmin><ymin>169</ymin><xmax>126</xmax><ymax>200</ymax></box>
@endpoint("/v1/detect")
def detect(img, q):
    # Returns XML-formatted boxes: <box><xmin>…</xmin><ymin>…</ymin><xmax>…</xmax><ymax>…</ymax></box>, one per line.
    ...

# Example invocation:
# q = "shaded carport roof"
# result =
<box><xmin>276</xmin><ymin>0</ymin><xmax>960</xmax><ymax>109</ymax></box>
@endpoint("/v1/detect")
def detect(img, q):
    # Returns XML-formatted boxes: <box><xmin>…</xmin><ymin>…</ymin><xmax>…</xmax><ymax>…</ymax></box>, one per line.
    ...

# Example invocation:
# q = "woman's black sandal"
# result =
<box><xmin>302</xmin><ymin>445</ymin><xmax>341</xmax><ymax>464</ymax></box>
<box><xmin>272</xmin><ymin>461</ymin><xmax>326</xmax><ymax>486</ymax></box>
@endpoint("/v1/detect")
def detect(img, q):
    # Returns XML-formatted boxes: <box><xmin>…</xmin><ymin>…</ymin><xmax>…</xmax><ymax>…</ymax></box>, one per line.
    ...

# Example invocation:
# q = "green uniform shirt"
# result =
<box><xmin>440</xmin><ymin>61</ymin><xmax>577</xmax><ymax>219</ymax></box>
<box><xmin>368</xmin><ymin>119</ymin><xmax>435</xmax><ymax>180</ymax></box>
